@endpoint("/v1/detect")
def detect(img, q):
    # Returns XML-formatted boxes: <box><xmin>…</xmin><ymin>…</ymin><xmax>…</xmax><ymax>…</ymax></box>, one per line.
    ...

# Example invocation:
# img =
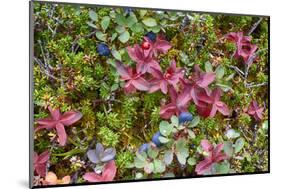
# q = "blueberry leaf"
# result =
<box><xmin>111</xmin><ymin>49</ymin><xmax>122</xmax><ymax>61</ymax></box>
<box><xmin>118</xmin><ymin>31</ymin><xmax>130</xmax><ymax>43</ymax></box>
<box><xmin>159</xmin><ymin>121</ymin><xmax>173</xmax><ymax>136</ymax></box>
<box><xmin>95</xmin><ymin>31</ymin><xmax>107</xmax><ymax>41</ymax></box>
<box><xmin>147</xmin><ymin>147</ymin><xmax>159</xmax><ymax>159</ymax></box>
<box><xmin>101</xmin><ymin>16</ymin><xmax>110</xmax><ymax>31</ymax></box>
<box><xmin>234</xmin><ymin>137</ymin><xmax>245</xmax><ymax>153</ymax></box>
<box><xmin>188</xmin><ymin>116</ymin><xmax>200</xmax><ymax>128</ymax></box>
<box><xmin>164</xmin><ymin>150</ymin><xmax>173</xmax><ymax>165</ymax></box>
<box><xmin>158</xmin><ymin>136</ymin><xmax>170</xmax><ymax>143</ymax></box>
<box><xmin>223</xmin><ymin>141</ymin><xmax>234</xmax><ymax>157</ymax></box>
<box><xmin>89</xmin><ymin>10</ymin><xmax>98</xmax><ymax>21</ymax></box>
<box><xmin>142</xmin><ymin>17</ymin><xmax>157</xmax><ymax>27</ymax></box>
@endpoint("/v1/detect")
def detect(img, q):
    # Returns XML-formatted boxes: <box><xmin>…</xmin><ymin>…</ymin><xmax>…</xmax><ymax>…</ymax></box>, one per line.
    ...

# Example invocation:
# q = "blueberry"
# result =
<box><xmin>145</xmin><ymin>31</ymin><xmax>156</xmax><ymax>42</ymax></box>
<box><xmin>179</xmin><ymin>112</ymin><xmax>193</xmax><ymax>124</ymax></box>
<box><xmin>97</xmin><ymin>43</ymin><xmax>110</xmax><ymax>56</ymax></box>
<box><xmin>124</xmin><ymin>8</ymin><xmax>133</xmax><ymax>16</ymax></box>
<box><xmin>139</xmin><ymin>143</ymin><xmax>149</xmax><ymax>153</ymax></box>
<box><xmin>152</xmin><ymin>131</ymin><xmax>162</xmax><ymax>147</ymax></box>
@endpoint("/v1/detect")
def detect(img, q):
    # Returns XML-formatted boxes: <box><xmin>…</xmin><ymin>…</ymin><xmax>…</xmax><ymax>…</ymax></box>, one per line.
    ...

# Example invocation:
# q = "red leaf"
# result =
<box><xmin>55</xmin><ymin>123</ymin><xmax>67</xmax><ymax>146</ymax></box>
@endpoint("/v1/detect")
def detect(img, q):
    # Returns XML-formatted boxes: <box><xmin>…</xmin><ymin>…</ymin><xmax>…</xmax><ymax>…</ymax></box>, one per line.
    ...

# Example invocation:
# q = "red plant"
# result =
<box><xmin>36</xmin><ymin>107</ymin><xmax>82</xmax><ymax>146</ymax></box>
<box><xmin>197</xmin><ymin>88</ymin><xmax>230</xmax><ymax>118</ymax></box>
<box><xmin>225</xmin><ymin>32</ymin><xmax>257</xmax><ymax>65</ymax></box>
<box><xmin>143</xmin><ymin>35</ymin><xmax>172</xmax><ymax>57</ymax></box>
<box><xmin>247</xmin><ymin>100</ymin><xmax>264</xmax><ymax>121</ymax></box>
<box><xmin>160</xmin><ymin>86</ymin><xmax>191</xmax><ymax>119</ymax></box>
<box><xmin>83</xmin><ymin>160</ymin><xmax>117</xmax><ymax>182</ymax></box>
<box><xmin>195</xmin><ymin>140</ymin><xmax>227</xmax><ymax>175</ymax></box>
<box><xmin>116</xmin><ymin>61</ymin><xmax>150</xmax><ymax>93</ymax></box>
<box><xmin>149</xmin><ymin>60</ymin><xmax>184</xmax><ymax>94</ymax></box>
<box><xmin>127</xmin><ymin>44</ymin><xmax>160</xmax><ymax>74</ymax></box>
<box><xmin>181</xmin><ymin>64</ymin><xmax>216</xmax><ymax>105</ymax></box>
<box><xmin>34</xmin><ymin>150</ymin><xmax>49</xmax><ymax>177</ymax></box>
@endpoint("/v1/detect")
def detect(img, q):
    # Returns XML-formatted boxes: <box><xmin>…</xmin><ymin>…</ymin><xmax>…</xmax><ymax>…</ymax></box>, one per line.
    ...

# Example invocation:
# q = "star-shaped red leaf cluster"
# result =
<box><xmin>36</xmin><ymin>107</ymin><xmax>82</xmax><ymax>146</ymax></box>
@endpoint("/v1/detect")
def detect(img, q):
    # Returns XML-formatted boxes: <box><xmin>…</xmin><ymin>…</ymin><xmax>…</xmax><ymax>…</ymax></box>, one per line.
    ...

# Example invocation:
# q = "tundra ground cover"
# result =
<box><xmin>32</xmin><ymin>2</ymin><xmax>269</xmax><ymax>187</ymax></box>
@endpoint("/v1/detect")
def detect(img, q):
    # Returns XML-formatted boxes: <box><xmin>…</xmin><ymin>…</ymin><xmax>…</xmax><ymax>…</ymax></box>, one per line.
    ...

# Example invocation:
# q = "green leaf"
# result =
<box><xmin>95</xmin><ymin>31</ymin><xmax>106</xmax><ymax>41</ymax></box>
<box><xmin>188</xmin><ymin>116</ymin><xmax>200</xmax><ymax>128</ymax></box>
<box><xmin>164</xmin><ymin>150</ymin><xmax>173</xmax><ymax>165</ymax></box>
<box><xmin>262</xmin><ymin>120</ymin><xmax>268</xmax><ymax>130</ymax></box>
<box><xmin>118</xmin><ymin>31</ymin><xmax>130</xmax><ymax>43</ymax></box>
<box><xmin>111</xmin><ymin>49</ymin><xmax>122</xmax><ymax>61</ymax></box>
<box><xmin>135</xmin><ymin>172</ymin><xmax>143</xmax><ymax>179</ymax></box>
<box><xmin>127</xmin><ymin>14</ymin><xmax>138</xmax><ymax>27</ymax></box>
<box><xmin>170</xmin><ymin>115</ymin><xmax>179</xmax><ymax>127</ymax></box>
<box><xmin>101</xmin><ymin>16</ymin><xmax>110</xmax><ymax>31</ymax></box>
<box><xmin>144</xmin><ymin>162</ymin><xmax>154</xmax><ymax>174</ymax></box>
<box><xmin>111</xmin><ymin>33</ymin><xmax>118</xmax><ymax>42</ymax></box>
<box><xmin>175</xmin><ymin>138</ymin><xmax>189</xmax><ymax>165</ymax></box>
<box><xmin>136</xmin><ymin>151</ymin><xmax>147</xmax><ymax>161</ymax></box>
<box><xmin>131</xmin><ymin>23</ymin><xmax>144</xmax><ymax>33</ymax></box>
<box><xmin>86</xmin><ymin>21</ymin><xmax>97</xmax><ymax>28</ymax></box>
<box><xmin>158</xmin><ymin>136</ymin><xmax>170</xmax><ymax>143</ymax></box>
<box><xmin>225</xmin><ymin>129</ymin><xmax>240</xmax><ymax>139</ymax></box>
<box><xmin>205</xmin><ymin>61</ymin><xmax>213</xmax><ymax>72</ymax></box>
<box><xmin>187</xmin><ymin>157</ymin><xmax>197</xmax><ymax>166</ymax></box>
<box><xmin>115</xmin><ymin>25</ymin><xmax>126</xmax><ymax>34</ymax></box>
<box><xmin>139</xmin><ymin>10</ymin><xmax>147</xmax><ymax>17</ymax></box>
<box><xmin>116</xmin><ymin>14</ymin><xmax>127</xmax><ymax>25</ymax></box>
<box><xmin>187</xmin><ymin>129</ymin><xmax>196</xmax><ymax>139</ymax></box>
<box><xmin>111</xmin><ymin>84</ymin><xmax>119</xmax><ymax>91</ymax></box>
<box><xmin>89</xmin><ymin>10</ymin><xmax>98</xmax><ymax>21</ymax></box>
<box><xmin>216</xmin><ymin>83</ymin><xmax>233</xmax><ymax>92</ymax></box>
<box><xmin>234</xmin><ymin>137</ymin><xmax>245</xmax><ymax>153</ymax></box>
<box><xmin>134</xmin><ymin>157</ymin><xmax>146</xmax><ymax>168</ymax></box>
<box><xmin>159</xmin><ymin>121</ymin><xmax>173</xmax><ymax>136</ymax></box>
<box><xmin>223</xmin><ymin>141</ymin><xmax>233</xmax><ymax>157</ymax></box>
<box><xmin>214</xmin><ymin>162</ymin><xmax>230</xmax><ymax>174</ymax></box>
<box><xmin>153</xmin><ymin>160</ymin><xmax>166</xmax><ymax>173</ymax></box>
<box><xmin>147</xmin><ymin>147</ymin><xmax>159</xmax><ymax>159</ymax></box>
<box><xmin>142</xmin><ymin>17</ymin><xmax>157</xmax><ymax>27</ymax></box>
<box><xmin>215</xmin><ymin>65</ymin><xmax>225</xmax><ymax>79</ymax></box>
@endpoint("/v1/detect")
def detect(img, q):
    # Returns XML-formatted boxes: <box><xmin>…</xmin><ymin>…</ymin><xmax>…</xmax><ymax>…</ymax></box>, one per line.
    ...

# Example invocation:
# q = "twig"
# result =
<box><xmin>34</xmin><ymin>57</ymin><xmax>58</xmax><ymax>80</ymax></box>
<box><xmin>247</xmin><ymin>17</ymin><xmax>263</xmax><ymax>35</ymax></box>
<box><xmin>228</xmin><ymin>65</ymin><xmax>245</xmax><ymax>79</ymax></box>
<box><xmin>245</xmin><ymin>82</ymin><xmax>268</xmax><ymax>88</ymax></box>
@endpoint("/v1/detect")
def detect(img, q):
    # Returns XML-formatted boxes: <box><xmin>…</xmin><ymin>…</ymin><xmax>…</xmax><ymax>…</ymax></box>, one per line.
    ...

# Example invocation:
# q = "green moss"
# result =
<box><xmin>97</xmin><ymin>126</ymin><xmax>119</xmax><ymax>147</ymax></box>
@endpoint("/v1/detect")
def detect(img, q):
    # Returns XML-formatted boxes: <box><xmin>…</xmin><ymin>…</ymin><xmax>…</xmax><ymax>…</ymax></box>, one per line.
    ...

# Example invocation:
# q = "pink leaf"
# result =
<box><xmin>48</xmin><ymin>107</ymin><xmax>61</xmax><ymax>120</ymax></box>
<box><xmin>116</xmin><ymin>61</ymin><xmax>131</xmax><ymax>79</ymax></box>
<box><xmin>102</xmin><ymin>160</ymin><xmax>117</xmax><ymax>181</ymax></box>
<box><xmin>83</xmin><ymin>172</ymin><xmax>103</xmax><ymax>182</ymax></box>
<box><xmin>60</xmin><ymin>111</ymin><xmax>82</xmax><ymax>126</ymax></box>
<box><xmin>201</xmin><ymin>140</ymin><xmax>213</xmax><ymax>152</ymax></box>
<box><xmin>195</xmin><ymin>158</ymin><xmax>213</xmax><ymax>175</ymax></box>
<box><xmin>131</xmin><ymin>77</ymin><xmax>150</xmax><ymax>91</ymax></box>
<box><xmin>55</xmin><ymin>123</ymin><xmax>67</xmax><ymax>146</ymax></box>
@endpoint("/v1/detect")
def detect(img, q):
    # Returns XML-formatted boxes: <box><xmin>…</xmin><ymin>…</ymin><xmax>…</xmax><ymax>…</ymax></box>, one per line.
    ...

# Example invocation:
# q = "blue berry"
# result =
<box><xmin>152</xmin><ymin>131</ymin><xmax>162</xmax><ymax>147</ymax></box>
<box><xmin>124</xmin><ymin>8</ymin><xmax>133</xmax><ymax>16</ymax></box>
<box><xmin>179</xmin><ymin>112</ymin><xmax>193</xmax><ymax>124</ymax></box>
<box><xmin>97</xmin><ymin>43</ymin><xmax>110</xmax><ymax>56</ymax></box>
<box><xmin>145</xmin><ymin>31</ymin><xmax>157</xmax><ymax>42</ymax></box>
<box><xmin>139</xmin><ymin>143</ymin><xmax>149</xmax><ymax>153</ymax></box>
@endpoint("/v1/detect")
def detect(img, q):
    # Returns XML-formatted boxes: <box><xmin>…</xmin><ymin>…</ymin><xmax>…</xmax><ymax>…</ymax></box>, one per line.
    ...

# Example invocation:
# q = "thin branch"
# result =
<box><xmin>245</xmin><ymin>82</ymin><xmax>268</xmax><ymax>88</ymax></box>
<box><xmin>34</xmin><ymin>57</ymin><xmax>58</xmax><ymax>80</ymax></box>
<box><xmin>247</xmin><ymin>17</ymin><xmax>263</xmax><ymax>35</ymax></box>
<box><xmin>228</xmin><ymin>65</ymin><xmax>245</xmax><ymax>79</ymax></box>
